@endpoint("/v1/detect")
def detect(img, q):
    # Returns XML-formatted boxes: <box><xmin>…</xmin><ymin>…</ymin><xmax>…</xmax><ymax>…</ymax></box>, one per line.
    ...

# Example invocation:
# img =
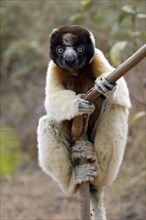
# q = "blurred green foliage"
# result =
<box><xmin>0</xmin><ymin>0</ymin><xmax>145</xmax><ymax>86</ymax></box>
<box><xmin>110</xmin><ymin>2</ymin><xmax>146</xmax><ymax>65</ymax></box>
<box><xmin>111</xmin><ymin>4</ymin><xmax>146</xmax><ymax>36</ymax></box>
<box><xmin>110</xmin><ymin>41</ymin><xmax>128</xmax><ymax>66</ymax></box>
<box><xmin>1</xmin><ymin>0</ymin><xmax>145</xmax><ymax>87</ymax></box>
<box><xmin>0</xmin><ymin>126</ymin><xmax>21</xmax><ymax>175</ymax></box>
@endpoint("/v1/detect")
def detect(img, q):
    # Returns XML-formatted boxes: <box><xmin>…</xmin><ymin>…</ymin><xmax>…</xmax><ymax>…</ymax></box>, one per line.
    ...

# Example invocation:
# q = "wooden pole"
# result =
<box><xmin>71</xmin><ymin>44</ymin><xmax>146</xmax><ymax>220</ymax></box>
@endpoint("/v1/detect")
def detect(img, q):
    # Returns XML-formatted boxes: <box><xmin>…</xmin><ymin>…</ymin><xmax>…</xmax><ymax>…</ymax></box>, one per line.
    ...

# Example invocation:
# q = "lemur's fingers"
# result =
<box><xmin>71</xmin><ymin>139</ymin><xmax>96</xmax><ymax>161</ymax></box>
<box><xmin>78</xmin><ymin>99</ymin><xmax>95</xmax><ymax>114</ymax></box>
<box><xmin>73</xmin><ymin>163</ymin><xmax>97</xmax><ymax>184</ymax></box>
<box><xmin>74</xmin><ymin>96</ymin><xmax>95</xmax><ymax>115</ymax></box>
<box><xmin>94</xmin><ymin>76</ymin><xmax>116</xmax><ymax>94</ymax></box>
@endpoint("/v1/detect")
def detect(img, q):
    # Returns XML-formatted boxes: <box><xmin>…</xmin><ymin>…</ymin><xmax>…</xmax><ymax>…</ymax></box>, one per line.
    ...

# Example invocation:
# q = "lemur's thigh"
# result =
<box><xmin>37</xmin><ymin>114</ymin><xmax>71</xmax><ymax>170</ymax></box>
<box><xmin>93</xmin><ymin>103</ymin><xmax>127</xmax><ymax>186</ymax></box>
<box><xmin>37</xmin><ymin>115</ymin><xmax>97</xmax><ymax>194</ymax></box>
<box><xmin>37</xmin><ymin>115</ymin><xmax>77</xmax><ymax>193</ymax></box>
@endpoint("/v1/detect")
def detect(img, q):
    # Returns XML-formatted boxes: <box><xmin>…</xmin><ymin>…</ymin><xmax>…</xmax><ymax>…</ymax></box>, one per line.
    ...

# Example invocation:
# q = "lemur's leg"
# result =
<box><xmin>37</xmin><ymin>115</ymin><xmax>97</xmax><ymax>194</ymax></box>
<box><xmin>37</xmin><ymin>115</ymin><xmax>77</xmax><ymax>194</ymax></box>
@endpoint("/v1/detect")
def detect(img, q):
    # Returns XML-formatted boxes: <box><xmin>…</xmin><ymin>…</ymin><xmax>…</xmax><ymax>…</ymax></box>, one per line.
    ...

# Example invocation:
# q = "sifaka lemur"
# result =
<box><xmin>37</xmin><ymin>25</ymin><xmax>131</xmax><ymax>220</ymax></box>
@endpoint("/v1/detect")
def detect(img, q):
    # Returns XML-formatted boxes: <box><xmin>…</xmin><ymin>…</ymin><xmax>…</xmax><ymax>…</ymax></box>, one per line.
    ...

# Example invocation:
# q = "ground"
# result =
<box><xmin>1</xmin><ymin>163</ymin><xmax>145</xmax><ymax>220</ymax></box>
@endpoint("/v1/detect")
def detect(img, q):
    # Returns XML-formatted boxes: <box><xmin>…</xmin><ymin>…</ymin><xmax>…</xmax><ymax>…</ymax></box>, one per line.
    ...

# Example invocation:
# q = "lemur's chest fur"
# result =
<box><xmin>60</xmin><ymin>65</ymin><xmax>105</xmax><ymax>140</ymax></box>
<box><xmin>63</xmin><ymin>70</ymin><xmax>95</xmax><ymax>94</ymax></box>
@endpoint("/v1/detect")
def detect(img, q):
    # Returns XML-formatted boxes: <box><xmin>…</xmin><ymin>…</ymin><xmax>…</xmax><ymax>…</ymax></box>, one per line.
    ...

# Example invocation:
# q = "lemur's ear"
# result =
<box><xmin>89</xmin><ymin>31</ymin><xmax>96</xmax><ymax>48</ymax></box>
<box><xmin>49</xmin><ymin>28</ymin><xmax>58</xmax><ymax>39</ymax></box>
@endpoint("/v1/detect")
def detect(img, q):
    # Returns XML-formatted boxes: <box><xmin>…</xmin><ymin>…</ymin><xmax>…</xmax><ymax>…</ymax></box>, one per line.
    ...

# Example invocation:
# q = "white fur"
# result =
<box><xmin>89</xmin><ymin>31</ymin><xmax>96</xmax><ymax>48</ymax></box>
<box><xmin>41</xmin><ymin>80</ymin><xmax>131</xmax><ymax>187</ymax></box>
<box><xmin>37</xmin><ymin>47</ymin><xmax>131</xmax><ymax>219</ymax></box>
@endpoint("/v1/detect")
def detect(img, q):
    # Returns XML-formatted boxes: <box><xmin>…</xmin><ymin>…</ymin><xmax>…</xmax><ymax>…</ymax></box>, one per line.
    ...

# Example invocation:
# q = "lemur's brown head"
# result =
<box><xmin>49</xmin><ymin>25</ymin><xmax>95</xmax><ymax>70</ymax></box>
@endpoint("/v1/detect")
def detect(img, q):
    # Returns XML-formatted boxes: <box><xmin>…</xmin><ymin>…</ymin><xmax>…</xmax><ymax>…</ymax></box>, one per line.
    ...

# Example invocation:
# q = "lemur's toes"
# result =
<box><xmin>73</xmin><ymin>163</ymin><xmax>97</xmax><ymax>184</ymax></box>
<box><xmin>72</xmin><ymin>140</ymin><xmax>96</xmax><ymax>161</ymax></box>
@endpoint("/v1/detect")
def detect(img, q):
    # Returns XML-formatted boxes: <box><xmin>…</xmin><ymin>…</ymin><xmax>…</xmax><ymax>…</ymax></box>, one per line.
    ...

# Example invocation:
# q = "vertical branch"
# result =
<box><xmin>79</xmin><ymin>181</ymin><xmax>90</xmax><ymax>220</ymax></box>
<box><xmin>73</xmin><ymin>117</ymin><xmax>91</xmax><ymax>220</ymax></box>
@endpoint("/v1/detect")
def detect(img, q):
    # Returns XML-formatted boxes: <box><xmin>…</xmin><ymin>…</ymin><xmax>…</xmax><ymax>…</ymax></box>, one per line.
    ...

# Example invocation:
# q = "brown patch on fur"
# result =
<box><xmin>51</xmin><ymin>52</ymin><xmax>102</xmax><ymax>93</ymax></box>
<box><xmin>91</xmin><ymin>53</ymin><xmax>104</xmax><ymax>77</ymax></box>
<box><xmin>51</xmin><ymin>52</ymin><xmax>105</xmax><ymax>140</ymax></box>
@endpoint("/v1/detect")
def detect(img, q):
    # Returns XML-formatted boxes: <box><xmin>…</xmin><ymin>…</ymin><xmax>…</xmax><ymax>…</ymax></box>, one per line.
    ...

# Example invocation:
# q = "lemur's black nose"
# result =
<box><xmin>63</xmin><ymin>47</ymin><xmax>77</xmax><ymax>67</ymax></box>
<box><xmin>65</xmin><ymin>56</ymin><xmax>76</xmax><ymax>65</ymax></box>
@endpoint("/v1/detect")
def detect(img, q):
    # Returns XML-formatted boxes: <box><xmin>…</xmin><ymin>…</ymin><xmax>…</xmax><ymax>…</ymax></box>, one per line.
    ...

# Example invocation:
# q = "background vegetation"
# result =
<box><xmin>0</xmin><ymin>0</ymin><xmax>145</xmax><ymax>219</ymax></box>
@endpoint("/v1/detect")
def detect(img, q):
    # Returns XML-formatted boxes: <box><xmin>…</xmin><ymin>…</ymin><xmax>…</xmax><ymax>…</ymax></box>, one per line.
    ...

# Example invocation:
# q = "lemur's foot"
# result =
<box><xmin>73</xmin><ymin>163</ymin><xmax>97</xmax><ymax>184</ymax></box>
<box><xmin>71</xmin><ymin>139</ymin><xmax>96</xmax><ymax>161</ymax></box>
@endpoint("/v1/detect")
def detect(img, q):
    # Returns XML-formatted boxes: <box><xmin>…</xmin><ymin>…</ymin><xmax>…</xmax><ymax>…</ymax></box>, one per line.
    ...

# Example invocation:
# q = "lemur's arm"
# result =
<box><xmin>45</xmin><ymin>61</ymin><xmax>95</xmax><ymax>122</ymax></box>
<box><xmin>93</xmin><ymin>49</ymin><xmax>131</xmax><ymax>109</ymax></box>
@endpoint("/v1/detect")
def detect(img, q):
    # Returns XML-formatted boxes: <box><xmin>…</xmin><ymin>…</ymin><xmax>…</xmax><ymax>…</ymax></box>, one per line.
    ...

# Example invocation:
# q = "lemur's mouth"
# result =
<box><xmin>72</xmin><ymin>70</ymin><xmax>78</xmax><ymax>76</ymax></box>
<box><xmin>62</xmin><ymin>61</ymin><xmax>79</xmax><ymax>70</ymax></box>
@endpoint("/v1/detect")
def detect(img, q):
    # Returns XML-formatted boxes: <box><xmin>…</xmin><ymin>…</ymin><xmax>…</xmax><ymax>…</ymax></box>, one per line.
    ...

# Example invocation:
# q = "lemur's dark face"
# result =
<box><xmin>50</xmin><ymin>25</ymin><xmax>95</xmax><ymax>71</ymax></box>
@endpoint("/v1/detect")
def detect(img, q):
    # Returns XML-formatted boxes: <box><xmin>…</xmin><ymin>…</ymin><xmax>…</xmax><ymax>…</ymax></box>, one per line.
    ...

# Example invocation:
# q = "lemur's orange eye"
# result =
<box><xmin>56</xmin><ymin>46</ymin><xmax>64</xmax><ymax>55</ymax></box>
<box><xmin>77</xmin><ymin>46</ymin><xmax>85</xmax><ymax>54</ymax></box>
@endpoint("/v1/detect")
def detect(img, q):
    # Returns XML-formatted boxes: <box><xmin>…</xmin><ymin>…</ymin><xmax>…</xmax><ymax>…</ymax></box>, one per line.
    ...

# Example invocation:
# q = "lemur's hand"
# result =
<box><xmin>94</xmin><ymin>76</ymin><xmax>116</xmax><ymax>95</ymax></box>
<box><xmin>74</xmin><ymin>94</ymin><xmax>95</xmax><ymax>115</ymax></box>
